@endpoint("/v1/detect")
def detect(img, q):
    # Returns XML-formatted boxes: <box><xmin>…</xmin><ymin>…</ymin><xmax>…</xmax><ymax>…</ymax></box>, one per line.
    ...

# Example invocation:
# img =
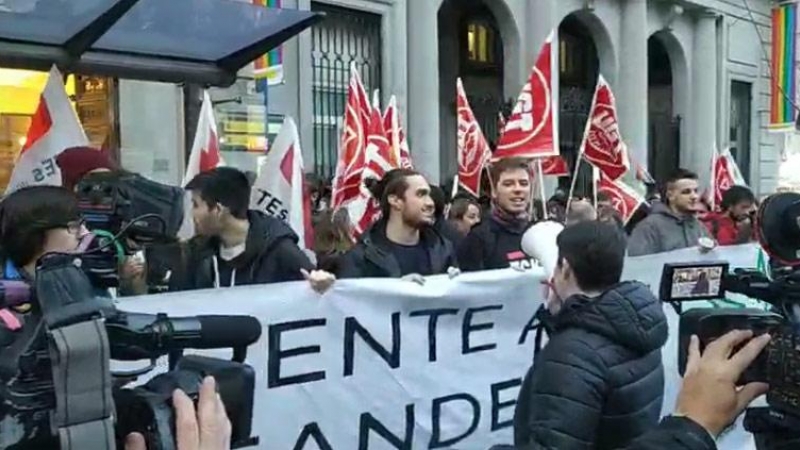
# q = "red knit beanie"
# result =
<box><xmin>56</xmin><ymin>146</ymin><xmax>118</xmax><ymax>191</ymax></box>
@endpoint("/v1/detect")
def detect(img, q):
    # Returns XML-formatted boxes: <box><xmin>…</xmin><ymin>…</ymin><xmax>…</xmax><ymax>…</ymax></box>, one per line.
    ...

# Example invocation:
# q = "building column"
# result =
<box><xmin>526</xmin><ymin>0</ymin><xmax>556</xmax><ymax>72</ymax></box>
<box><xmin>618</xmin><ymin>0</ymin><xmax>648</xmax><ymax>171</ymax></box>
<box><xmin>407</xmin><ymin>0</ymin><xmax>440</xmax><ymax>183</ymax></box>
<box><xmin>690</xmin><ymin>11</ymin><xmax>718</xmax><ymax>184</ymax></box>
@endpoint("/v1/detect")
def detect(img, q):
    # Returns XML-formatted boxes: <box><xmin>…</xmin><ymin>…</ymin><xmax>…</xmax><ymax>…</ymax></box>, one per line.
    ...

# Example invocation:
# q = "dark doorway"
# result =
<box><xmin>648</xmin><ymin>34</ymin><xmax>680</xmax><ymax>184</ymax></box>
<box><xmin>558</xmin><ymin>14</ymin><xmax>599</xmax><ymax>195</ymax></box>
<box><xmin>438</xmin><ymin>0</ymin><xmax>504</xmax><ymax>181</ymax></box>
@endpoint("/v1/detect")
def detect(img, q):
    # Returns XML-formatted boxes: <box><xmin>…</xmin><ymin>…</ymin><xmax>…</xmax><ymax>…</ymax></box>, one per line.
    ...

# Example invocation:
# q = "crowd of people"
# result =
<box><xmin>0</xmin><ymin>145</ymin><xmax>769</xmax><ymax>450</ymax></box>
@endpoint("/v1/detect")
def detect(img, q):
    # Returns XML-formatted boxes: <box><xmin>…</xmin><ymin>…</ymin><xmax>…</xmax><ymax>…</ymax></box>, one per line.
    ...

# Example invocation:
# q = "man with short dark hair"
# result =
<box><xmin>628</xmin><ymin>168</ymin><xmax>709</xmax><ymax>256</ymax></box>
<box><xmin>175</xmin><ymin>167</ymin><xmax>325</xmax><ymax>290</ymax></box>
<box><xmin>702</xmin><ymin>185</ymin><xmax>756</xmax><ymax>246</ymax></box>
<box><xmin>459</xmin><ymin>158</ymin><xmax>536</xmax><ymax>271</ymax></box>
<box><xmin>337</xmin><ymin>169</ymin><xmax>457</xmax><ymax>278</ymax></box>
<box><xmin>514</xmin><ymin>221</ymin><xmax>667</xmax><ymax>450</ymax></box>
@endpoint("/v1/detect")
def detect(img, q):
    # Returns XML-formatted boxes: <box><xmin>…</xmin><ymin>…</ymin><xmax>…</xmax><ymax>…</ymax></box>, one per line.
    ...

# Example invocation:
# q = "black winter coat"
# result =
<box><xmin>171</xmin><ymin>210</ymin><xmax>314</xmax><ymax>290</ymax></box>
<box><xmin>623</xmin><ymin>416</ymin><xmax>716</xmax><ymax>450</ymax></box>
<box><xmin>458</xmin><ymin>217</ymin><xmax>534</xmax><ymax>272</ymax></box>
<box><xmin>336</xmin><ymin>220</ymin><xmax>457</xmax><ymax>278</ymax></box>
<box><xmin>513</xmin><ymin>282</ymin><xmax>669</xmax><ymax>450</ymax></box>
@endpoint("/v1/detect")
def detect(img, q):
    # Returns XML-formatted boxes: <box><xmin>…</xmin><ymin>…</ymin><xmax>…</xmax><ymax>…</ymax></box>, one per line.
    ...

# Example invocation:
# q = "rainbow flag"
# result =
<box><xmin>253</xmin><ymin>0</ymin><xmax>284</xmax><ymax>90</ymax></box>
<box><xmin>770</xmin><ymin>3</ymin><xmax>797</xmax><ymax>129</ymax></box>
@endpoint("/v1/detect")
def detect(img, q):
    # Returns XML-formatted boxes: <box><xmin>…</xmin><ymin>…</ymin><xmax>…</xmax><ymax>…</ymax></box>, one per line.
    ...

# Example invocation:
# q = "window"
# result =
<box><xmin>730</xmin><ymin>81</ymin><xmax>752</xmax><ymax>183</ymax></box>
<box><xmin>0</xmin><ymin>68</ymin><xmax>116</xmax><ymax>191</ymax></box>
<box><xmin>310</xmin><ymin>3</ymin><xmax>382</xmax><ymax>178</ymax></box>
<box><xmin>466</xmin><ymin>21</ymin><xmax>496</xmax><ymax>65</ymax></box>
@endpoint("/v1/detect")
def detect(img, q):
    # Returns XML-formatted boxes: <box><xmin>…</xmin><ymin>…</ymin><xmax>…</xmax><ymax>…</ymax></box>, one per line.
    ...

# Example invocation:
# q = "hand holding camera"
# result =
<box><xmin>675</xmin><ymin>330</ymin><xmax>770</xmax><ymax>437</ymax></box>
<box><xmin>126</xmin><ymin>376</ymin><xmax>232</xmax><ymax>450</ymax></box>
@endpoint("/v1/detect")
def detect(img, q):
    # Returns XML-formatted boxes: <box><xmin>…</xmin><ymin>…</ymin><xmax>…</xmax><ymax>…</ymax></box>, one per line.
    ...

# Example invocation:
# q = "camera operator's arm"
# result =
<box><xmin>622</xmin><ymin>330</ymin><xmax>770</xmax><ymax>450</ymax></box>
<box><xmin>125</xmin><ymin>377</ymin><xmax>232</xmax><ymax>450</ymax></box>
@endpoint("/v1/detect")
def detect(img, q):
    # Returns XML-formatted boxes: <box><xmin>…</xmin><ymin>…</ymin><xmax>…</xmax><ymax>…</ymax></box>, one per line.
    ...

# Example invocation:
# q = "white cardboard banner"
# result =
<box><xmin>120</xmin><ymin>244</ymin><xmax>762</xmax><ymax>450</ymax></box>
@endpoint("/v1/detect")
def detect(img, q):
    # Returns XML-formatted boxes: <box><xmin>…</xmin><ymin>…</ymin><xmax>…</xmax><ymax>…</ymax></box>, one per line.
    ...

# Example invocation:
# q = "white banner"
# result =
<box><xmin>120</xmin><ymin>244</ymin><xmax>763</xmax><ymax>450</ymax></box>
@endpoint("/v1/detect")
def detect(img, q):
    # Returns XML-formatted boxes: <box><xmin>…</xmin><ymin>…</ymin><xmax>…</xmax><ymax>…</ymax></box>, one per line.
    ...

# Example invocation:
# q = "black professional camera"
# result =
<box><xmin>659</xmin><ymin>192</ymin><xmax>800</xmax><ymax>450</ymax></box>
<box><xmin>0</xmin><ymin>248</ymin><xmax>261</xmax><ymax>450</ymax></box>
<box><xmin>75</xmin><ymin>171</ymin><xmax>187</xmax><ymax>292</ymax></box>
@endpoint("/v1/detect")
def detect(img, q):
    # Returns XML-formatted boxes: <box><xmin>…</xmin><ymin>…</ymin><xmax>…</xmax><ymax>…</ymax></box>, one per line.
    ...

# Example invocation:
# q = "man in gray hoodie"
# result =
<box><xmin>628</xmin><ymin>169</ymin><xmax>709</xmax><ymax>256</ymax></box>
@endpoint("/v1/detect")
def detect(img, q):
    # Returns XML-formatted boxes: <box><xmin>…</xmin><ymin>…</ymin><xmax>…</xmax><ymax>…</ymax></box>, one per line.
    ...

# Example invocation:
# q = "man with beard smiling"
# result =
<box><xmin>458</xmin><ymin>158</ymin><xmax>536</xmax><ymax>271</ymax></box>
<box><xmin>337</xmin><ymin>169</ymin><xmax>458</xmax><ymax>278</ymax></box>
<box><xmin>628</xmin><ymin>168</ymin><xmax>710</xmax><ymax>256</ymax></box>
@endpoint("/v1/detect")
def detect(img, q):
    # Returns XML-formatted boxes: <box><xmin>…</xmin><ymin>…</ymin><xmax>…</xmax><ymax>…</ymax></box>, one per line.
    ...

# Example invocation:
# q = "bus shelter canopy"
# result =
<box><xmin>0</xmin><ymin>0</ymin><xmax>322</xmax><ymax>86</ymax></box>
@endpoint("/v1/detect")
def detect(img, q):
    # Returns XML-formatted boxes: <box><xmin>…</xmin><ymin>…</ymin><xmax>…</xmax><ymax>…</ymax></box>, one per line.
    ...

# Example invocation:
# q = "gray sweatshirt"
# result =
<box><xmin>628</xmin><ymin>202</ymin><xmax>709</xmax><ymax>257</ymax></box>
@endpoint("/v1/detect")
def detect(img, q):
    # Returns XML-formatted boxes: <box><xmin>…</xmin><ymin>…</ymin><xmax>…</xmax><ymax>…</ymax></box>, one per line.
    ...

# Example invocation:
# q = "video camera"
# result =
<box><xmin>659</xmin><ymin>192</ymin><xmax>800</xmax><ymax>450</ymax></box>
<box><xmin>74</xmin><ymin>171</ymin><xmax>187</xmax><ymax>291</ymax></box>
<box><xmin>0</xmin><ymin>245</ymin><xmax>262</xmax><ymax>450</ymax></box>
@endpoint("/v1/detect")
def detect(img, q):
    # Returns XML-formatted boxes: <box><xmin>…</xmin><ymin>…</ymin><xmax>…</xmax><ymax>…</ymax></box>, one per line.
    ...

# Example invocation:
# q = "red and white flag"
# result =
<box><xmin>456</xmin><ymin>78</ymin><xmax>491</xmax><ymax>197</ymax></box>
<box><xmin>331</xmin><ymin>64</ymin><xmax>371</xmax><ymax>211</ymax></box>
<box><xmin>579</xmin><ymin>75</ymin><xmax>630</xmax><ymax>180</ymax></box>
<box><xmin>494</xmin><ymin>31</ymin><xmax>559</xmax><ymax>160</ymax></box>
<box><xmin>595</xmin><ymin>169</ymin><xmax>645</xmax><ymax>225</ymax></box>
<box><xmin>182</xmin><ymin>91</ymin><xmax>223</xmax><ymax>186</ymax></box>
<box><xmin>541</xmin><ymin>155</ymin><xmax>569</xmax><ymax>176</ymax></box>
<box><xmin>383</xmin><ymin>95</ymin><xmax>413</xmax><ymax>169</ymax></box>
<box><xmin>6</xmin><ymin>66</ymin><xmax>88</xmax><ymax>194</ymax></box>
<box><xmin>708</xmin><ymin>147</ymin><xmax>747</xmax><ymax>210</ymax></box>
<box><xmin>250</xmin><ymin>118</ymin><xmax>313</xmax><ymax>249</ymax></box>
<box><xmin>179</xmin><ymin>90</ymin><xmax>224</xmax><ymax>239</ymax></box>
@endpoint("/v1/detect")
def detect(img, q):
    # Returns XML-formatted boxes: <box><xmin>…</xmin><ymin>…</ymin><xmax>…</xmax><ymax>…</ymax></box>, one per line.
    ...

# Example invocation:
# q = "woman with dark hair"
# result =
<box><xmin>0</xmin><ymin>186</ymin><xmax>91</xmax><ymax>278</ymax></box>
<box><xmin>313</xmin><ymin>208</ymin><xmax>355</xmax><ymax>273</ymax></box>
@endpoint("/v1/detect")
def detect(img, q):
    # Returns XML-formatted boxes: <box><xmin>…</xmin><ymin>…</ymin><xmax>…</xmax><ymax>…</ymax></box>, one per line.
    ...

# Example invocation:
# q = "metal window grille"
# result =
<box><xmin>310</xmin><ymin>3</ymin><xmax>382</xmax><ymax>178</ymax></box>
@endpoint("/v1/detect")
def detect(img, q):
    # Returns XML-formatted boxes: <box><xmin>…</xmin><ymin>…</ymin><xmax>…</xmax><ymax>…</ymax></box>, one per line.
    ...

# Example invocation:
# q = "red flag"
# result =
<box><xmin>595</xmin><ymin>170</ymin><xmax>644</xmax><ymax>225</ymax></box>
<box><xmin>579</xmin><ymin>75</ymin><xmax>630</xmax><ymax>180</ymax></box>
<box><xmin>541</xmin><ymin>155</ymin><xmax>569</xmax><ymax>176</ymax></box>
<box><xmin>456</xmin><ymin>78</ymin><xmax>491</xmax><ymax>197</ymax></box>
<box><xmin>383</xmin><ymin>95</ymin><xmax>414</xmax><ymax>169</ymax></box>
<box><xmin>494</xmin><ymin>31</ymin><xmax>558</xmax><ymax>159</ymax></box>
<box><xmin>331</xmin><ymin>64</ymin><xmax>371</xmax><ymax>210</ymax></box>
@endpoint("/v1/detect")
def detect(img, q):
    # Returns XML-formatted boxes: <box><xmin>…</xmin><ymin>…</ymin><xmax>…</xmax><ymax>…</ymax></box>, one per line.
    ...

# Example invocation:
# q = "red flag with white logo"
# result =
<box><xmin>331</xmin><ymin>64</ymin><xmax>371</xmax><ymax>211</ymax></box>
<box><xmin>383</xmin><ymin>95</ymin><xmax>414</xmax><ymax>169</ymax></box>
<box><xmin>250</xmin><ymin>118</ymin><xmax>313</xmax><ymax>249</ymax></box>
<box><xmin>579</xmin><ymin>75</ymin><xmax>630</xmax><ymax>180</ymax></box>
<box><xmin>494</xmin><ymin>31</ymin><xmax>559</xmax><ymax>160</ymax></box>
<box><xmin>456</xmin><ymin>78</ymin><xmax>491</xmax><ymax>197</ymax></box>
<box><xmin>541</xmin><ymin>155</ymin><xmax>569</xmax><ymax>176</ymax></box>
<box><xmin>6</xmin><ymin>66</ymin><xmax>89</xmax><ymax>194</ymax></box>
<box><xmin>594</xmin><ymin>169</ymin><xmax>644</xmax><ymax>225</ymax></box>
<box><xmin>708</xmin><ymin>147</ymin><xmax>747</xmax><ymax>210</ymax></box>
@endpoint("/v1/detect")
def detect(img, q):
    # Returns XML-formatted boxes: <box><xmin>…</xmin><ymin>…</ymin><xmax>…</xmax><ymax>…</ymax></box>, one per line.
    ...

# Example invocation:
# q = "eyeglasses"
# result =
<box><xmin>65</xmin><ymin>219</ymin><xmax>87</xmax><ymax>236</ymax></box>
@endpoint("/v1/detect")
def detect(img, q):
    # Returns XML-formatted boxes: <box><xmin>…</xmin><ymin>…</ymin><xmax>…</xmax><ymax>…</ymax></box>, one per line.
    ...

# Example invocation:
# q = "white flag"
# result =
<box><xmin>250</xmin><ymin>117</ymin><xmax>311</xmax><ymax>249</ymax></box>
<box><xmin>178</xmin><ymin>91</ymin><xmax>224</xmax><ymax>240</ymax></box>
<box><xmin>5</xmin><ymin>66</ymin><xmax>88</xmax><ymax>194</ymax></box>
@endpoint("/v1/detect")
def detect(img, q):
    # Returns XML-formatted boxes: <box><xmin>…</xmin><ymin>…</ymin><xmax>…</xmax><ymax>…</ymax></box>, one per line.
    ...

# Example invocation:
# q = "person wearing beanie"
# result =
<box><xmin>55</xmin><ymin>146</ymin><xmax>118</xmax><ymax>191</ymax></box>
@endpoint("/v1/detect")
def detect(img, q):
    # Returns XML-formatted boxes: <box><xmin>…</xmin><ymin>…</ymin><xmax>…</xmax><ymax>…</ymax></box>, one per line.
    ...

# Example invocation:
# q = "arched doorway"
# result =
<box><xmin>438</xmin><ymin>0</ymin><xmax>505</xmax><ymax>182</ymax></box>
<box><xmin>648</xmin><ymin>34</ymin><xmax>681</xmax><ymax>183</ymax></box>
<box><xmin>558</xmin><ymin>14</ymin><xmax>600</xmax><ymax>195</ymax></box>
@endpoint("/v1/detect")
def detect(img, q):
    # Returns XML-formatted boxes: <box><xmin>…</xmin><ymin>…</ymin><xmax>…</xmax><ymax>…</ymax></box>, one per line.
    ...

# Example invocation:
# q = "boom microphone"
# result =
<box><xmin>105</xmin><ymin>312</ymin><xmax>262</xmax><ymax>361</ymax></box>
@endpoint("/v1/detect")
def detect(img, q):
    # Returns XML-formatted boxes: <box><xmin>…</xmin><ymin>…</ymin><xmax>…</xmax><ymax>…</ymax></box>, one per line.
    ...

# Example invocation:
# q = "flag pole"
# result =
<box><xmin>451</xmin><ymin>174</ymin><xmax>459</xmax><ymax>200</ymax></box>
<box><xmin>592</xmin><ymin>166</ymin><xmax>599</xmax><ymax>208</ymax></box>
<box><xmin>565</xmin><ymin>155</ymin><xmax>582</xmax><ymax>214</ymax></box>
<box><xmin>536</xmin><ymin>159</ymin><xmax>549</xmax><ymax>220</ymax></box>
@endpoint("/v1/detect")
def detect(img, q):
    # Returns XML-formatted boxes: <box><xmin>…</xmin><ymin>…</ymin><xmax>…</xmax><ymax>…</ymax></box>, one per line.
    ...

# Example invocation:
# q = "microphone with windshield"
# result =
<box><xmin>105</xmin><ymin>311</ymin><xmax>262</xmax><ymax>362</ymax></box>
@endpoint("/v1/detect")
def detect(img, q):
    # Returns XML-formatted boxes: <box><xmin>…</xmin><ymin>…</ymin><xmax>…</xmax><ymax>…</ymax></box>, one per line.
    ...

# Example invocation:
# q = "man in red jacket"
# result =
<box><xmin>702</xmin><ymin>186</ymin><xmax>756</xmax><ymax>246</ymax></box>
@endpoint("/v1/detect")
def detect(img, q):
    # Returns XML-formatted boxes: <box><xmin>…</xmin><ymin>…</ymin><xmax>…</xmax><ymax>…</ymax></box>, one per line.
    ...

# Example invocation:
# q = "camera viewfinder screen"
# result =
<box><xmin>670</xmin><ymin>266</ymin><xmax>723</xmax><ymax>300</ymax></box>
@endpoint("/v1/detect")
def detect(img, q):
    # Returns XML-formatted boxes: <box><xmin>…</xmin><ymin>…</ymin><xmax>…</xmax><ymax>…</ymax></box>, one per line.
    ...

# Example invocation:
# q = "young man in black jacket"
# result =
<box><xmin>514</xmin><ymin>221</ymin><xmax>668</xmax><ymax>450</ymax></box>
<box><xmin>459</xmin><ymin>158</ymin><xmax>535</xmax><ymax>271</ymax></box>
<box><xmin>337</xmin><ymin>169</ymin><xmax>457</xmax><ymax>278</ymax></box>
<box><xmin>173</xmin><ymin>168</ymin><xmax>332</xmax><ymax>291</ymax></box>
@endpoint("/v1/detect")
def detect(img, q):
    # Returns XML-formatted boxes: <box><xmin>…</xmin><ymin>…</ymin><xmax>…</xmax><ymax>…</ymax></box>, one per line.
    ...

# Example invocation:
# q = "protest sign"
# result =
<box><xmin>121</xmin><ymin>244</ymin><xmax>762</xmax><ymax>449</ymax></box>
